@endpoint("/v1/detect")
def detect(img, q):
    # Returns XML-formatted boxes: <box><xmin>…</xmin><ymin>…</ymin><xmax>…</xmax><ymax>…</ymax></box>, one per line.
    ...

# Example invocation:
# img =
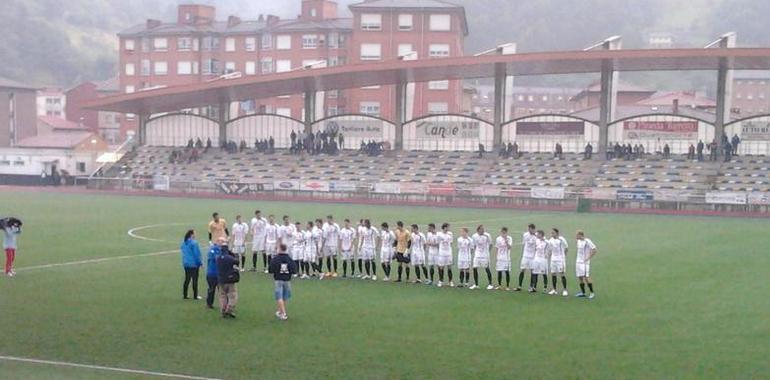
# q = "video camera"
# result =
<box><xmin>0</xmin><ymin>217</ymin><xmax>23</xmax><ymax>232</ymax></box>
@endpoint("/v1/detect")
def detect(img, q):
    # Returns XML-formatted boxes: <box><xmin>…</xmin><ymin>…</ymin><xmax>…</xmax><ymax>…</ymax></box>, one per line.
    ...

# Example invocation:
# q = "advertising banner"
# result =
<box><xmin>428</xmin><ymin>184</ymin><xmax>456</xmax><ymax>196</ymax></box>
<box><xmin>584</xmin><ymin>188</ymin><xmax>616</xmax><ymax>200</ymax></box>
<box><xmin>300</xmin><ymin>180</ymin><xmax>330</xmax><ymax>192</ymax></box>
<box><xmin>318</xmin><ymin>118</ymin><xmax>387</xmax><ymax>139</ymax></box>
<box><xmin>329</xmin><ymin>181</ymin><xmax>357</xmax><ymax>192</ymax></box>
<box><xmin>218</xmin><ymin>182</ymin><xmax>270</xmax><ymax>195</ymax></box>
<box><xmin>530</xmin><ymin>186</ymin><xmax>566</xmax><ymax>199</ymax></box>
<box><xmin>273</xmin><ymin>180</ymin><xmax>300</xmax><ymax>191</ymax></box>
<box><xmin>748</xmin><ymin>192</ymin><xmax>770</xmax><ymax>205</ymax></box>
<box><xmin>471</xmin><ymin>185</ymin><xmax>502</xmax><ymax>197</ymax></box>
<box><xmin>740</xmin><ymin>121</ymin><xmax>770</xmax><ymax>141</ymax></box>
<box><xmin>413</xmin><ymin>120</ymin><xmax>481</xmax><ymax>140</ymax></box>
<box><xmin>152</xmin><ymin>175</ymin><xmax>170</xmax><ymax>191</ymax></box>
<box><xmin>374</xmin><ymin>182</ymin><xmax>401</xmax><ymax>194</ymax></box>
<box><xmin>399</xmin><ymin>182</ymin><xmax>428</xmax><ymax>194</ymax></box>
<box><xmin>705</xmin><ymin>191</ymin><xmax>747</xmax><ymax>205</ymax></box>
<box><xmin>653</xmin><ymin>190</ymin><xmax>693</xmax><ymax>202</ymax></box>
<box><xmin>623</xmin><ymin>121</ymin><xmax>698</xmax><ymax>139</ymax></box>
<box><xmin>517</xmin><ymin>121</ymin><xmax>584</xmax><ymax>136</ymax></box>
<box><xmin>616</xmin><ymin>189</ymin><xmax>654</xmax><ymax>201</ymax></box>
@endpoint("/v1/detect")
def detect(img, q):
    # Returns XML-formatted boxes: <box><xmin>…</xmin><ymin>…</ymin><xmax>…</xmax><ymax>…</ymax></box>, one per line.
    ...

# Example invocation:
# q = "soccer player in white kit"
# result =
<box><xmin>321</xmin><ymin>215</ymin><xmax>341</xmax><ymax>277</ymax></box>
<box><xmin>409</xmin><ymin>224</ymin><xmax>428</xmax><ymax>283</ymax></box>
<box><xmin>230</xmin><ymin>215</ymin><xmax>250</xmax><ymax>272</ymax></box>
<box><xmin>379</xmin><ymin>222</ymin><xmax>396</xmax><ymax>281</ymax></box>
<box><xmin>456</xmin><ymin>228</ymin><xmax>473</xmax><ymax>288</ymax></box>
<box><xmin>264</xmin><ymin>215</ymin><xmax>279</xmax><ymax>274</ymax></box>
<box><xmin>436</xmin><ymin>223</ymin><xmax>454</xmax><ymax>287</ymax></box>
<box><xmin>278</xmin><ymin>216</ymin><xmax>296</xmax><ymax>252</ymax></box>
<box><xmin>359</xmin><ymin>219</ymin><xmax>378</xmax><ymax>280</ymax></box>
<box><xmin>530</xmin><ymin>230</ymin><xmax>550</xmax><ymax>293</ymax></box>
<box><xmin>312</xmin><ymin>219</ymin><xmax>325</xmax><ymax>279</ymax></box>
<box><xmin>250</xmin><ymin>210</ymin><xmax>268</xmax><ymax>272</ymax></box>
<box><xmin>575</xmin><ymin>230</ymin><xmax>597</xmax><ymax>299</ymax></box>
<box><xmin>425</xmin><ymin>223</ymin><xmax>439</xmax><ymax>285</ymax></box>
<box><xmin>495</xmin><ymin>227</ymin><xmax>513</xmax><ymax>290</ymax></box>
<box><xmin>515</xmin><ymin>223</ymin><xmax>537</xmax><ymax>291</ymax></box>
<box><xmin>548</xmin><ymin>228</ymin><xmax>569</xmax><ymax>296</ymax></box>
<box><xmin>339</xmin><ymin>219</ymin><xmax>357</xmax><ymax>278</ymax></box>
<box><xmin>470</xmin><ymin>225</ymin><xmax>494</xmax><ymax>290</ymax></box>
<box><xmin>356</xmin><ymin>219</ymin><xmax>367</xmax><ymax>278</ymax></box>
<box><xmin>291</xmin><ymin>222</ymin><xmax>304</xmax><ymax>278</ymax></box>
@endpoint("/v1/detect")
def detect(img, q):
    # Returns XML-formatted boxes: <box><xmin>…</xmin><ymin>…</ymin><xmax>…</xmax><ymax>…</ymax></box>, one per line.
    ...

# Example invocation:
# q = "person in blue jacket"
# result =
<box><xmin>180</xmin><ymin>230</ymin><xmax>203</xmax><ymax>300</ymax></box>
<box><xmin>206</xmin><ymin>238</ymin><xmax>222</xmax><ymax>309</ymax></box>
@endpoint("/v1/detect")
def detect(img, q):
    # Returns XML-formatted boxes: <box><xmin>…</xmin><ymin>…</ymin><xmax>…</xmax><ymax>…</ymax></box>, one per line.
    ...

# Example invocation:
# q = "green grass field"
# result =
<box><xmin>0</xmin><ymin>190</ymin><xmax>768</xmax><ymax>379</ymax></box>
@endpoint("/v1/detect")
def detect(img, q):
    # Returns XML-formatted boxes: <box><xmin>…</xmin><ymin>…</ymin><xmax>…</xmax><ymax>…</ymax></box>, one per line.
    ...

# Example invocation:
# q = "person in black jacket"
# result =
<box><xmin>216</xmin><ymin>241</ymin><xmax>239</xmax><ymax>319</ymax></box>
<box><xmin>269</xmin><ymin>244</ymin><xmax>297</xmax><ymax>321</ymax></box>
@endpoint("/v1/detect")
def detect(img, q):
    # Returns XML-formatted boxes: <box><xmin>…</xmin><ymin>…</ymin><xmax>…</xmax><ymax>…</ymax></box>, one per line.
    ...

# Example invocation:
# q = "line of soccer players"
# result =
<box><xmin>212</xmin><ymin>211</ymin><xmax>599</xmax><ymax>299</ymax></box>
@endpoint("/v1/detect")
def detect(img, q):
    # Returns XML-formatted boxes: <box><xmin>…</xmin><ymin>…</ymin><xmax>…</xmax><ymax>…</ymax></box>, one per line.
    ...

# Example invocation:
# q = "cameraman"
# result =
<box><xmin>3</xmin><ymin>218</ymin><xmax>21</xmax><ymax>277</ymax></box>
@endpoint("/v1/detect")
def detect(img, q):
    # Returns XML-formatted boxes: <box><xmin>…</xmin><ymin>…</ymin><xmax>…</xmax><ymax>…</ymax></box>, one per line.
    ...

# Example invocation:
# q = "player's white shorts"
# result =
<box><xmin>411</xmin><ymin>251</ymin><xmax>425</xmax><ymax>266</ymax></box>
<box><xmin>532</xmin><ymin>257</ymin><xmax>548</xmax><ymax>275</ymax></box>
<box><xmin>340</xmin><ymin>249</ymin><xmax>354</xmax><ymax>260</ymax></box>
<box><xmin>473</xmin><ymin>255</ymin><xmax>490</xmax><ymax>268</ymax></box>
<box><xmin>380</xmin><ymin>249</ymin><xmax>394</xmax><ymax>264</ymax></box>
<box><xmin>291</xmin><ymin>247</ymin><xmax>303</xmax><ymax>261</ymax></box>
<box><xmin>322</xmin><ymin>245</ymin><xmax>338</xmax><ymax>258</ymax></box>
<box><xmin>496</xmin><ymin>259</ymin><xmax>511</xmax><ymax>272</ymax></box>
<box><xmin>266</xmin><ymin>242</ymin><xmax>277</xmax><ymax>256</ymax></box>
<box><xmin>360</xmin><ymin>247</ymin><xmax>375</xmax><ymax>260</ymax></box>
<box><xmin>550</xmin><ymin>260</ymin><xmax>565</xmax><ymax>274</ymax></box>
<box><xmin>520</xmin><ymin>256</ymin><xmax>534</xmax><ymax>271</ymax></box>
<box><xmin>252</xmin><ymin>237</ymin><xmax>266</xmax><ymax>252</ymax></box>
<box><xmin>427</xmin><ymin>251</ymin><xmax>438</xmax><ymax>266</ymax></box>
<box><xmin>436</xmin><ymin>253</ymin><xmax>453</xmax><ymax>267</ymax></box>
<box><xmin>457</xmin><ymin>258</ymin><xmax>471</xmax><ymax>270</ymax></box>
<box><xmin>304</xmin><ymin>249</ymin><xmax>317</xmax><ymax>263</ymax></box>
<box><xmin>231</xmin><ymin>244</ymin><xmax>246</xmax><ymax>255</ymax></box>
<box><xmin>576</xmin><ymin>261</ymin><xmax>590</xmax><ymax>277</ymax></box>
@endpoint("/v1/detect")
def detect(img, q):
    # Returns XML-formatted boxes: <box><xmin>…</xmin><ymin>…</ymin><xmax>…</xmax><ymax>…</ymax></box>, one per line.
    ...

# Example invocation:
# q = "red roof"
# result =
<box><xmin>38</xmin><ymin>115</ymin><xmax>90</xmax><ymax>131</ymax></box>
<box><xmin>15</xmin><ymin>131</ymin><xmax>95</xmax><ymax>149</ymax></box>
<box><xmin>636</xmin><ymin>91</ymin><xmax>716</xmax><ymax>107</ymax></box>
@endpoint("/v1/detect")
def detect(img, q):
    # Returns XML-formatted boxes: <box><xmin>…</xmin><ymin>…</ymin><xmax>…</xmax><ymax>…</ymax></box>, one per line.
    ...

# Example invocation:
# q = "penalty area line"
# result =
<box><xmin>15</xmin><ymin>250</ymin><xmax>178</xmax><ymax>272</ymax></box>
<box><xmin>0</xmin><ymin>355</ymin><xmax>223</xmax><ymax>380</ymax></box>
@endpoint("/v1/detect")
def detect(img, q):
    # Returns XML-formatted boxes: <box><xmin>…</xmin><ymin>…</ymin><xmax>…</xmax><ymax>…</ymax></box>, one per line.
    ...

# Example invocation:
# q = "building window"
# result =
<box><xmin>542</xmin><ymin>95</ymin><xmax>549</xmax><ymax>101</ymax></box>
<box><xmin>398</xmin><ymin>43</ymin><xmax>414</xmax><ymax>57</ymax></box>
<box><xmin>360</xmin><ymin>43</ymin><xmax>382</xmax><ymax>61</ymax></box>
<box><xmin>225</xmin><ymin>37</ymin><xmax>236</xmax><ymax>52</ymax></box>
<box><xmin>224</xmin><ymin>62</ymin><xmax>236</xmax><ymax>73</ymax></box>
<box><xmin>328</xmin><ymin>32</ymin><xmax>339</xmax><ymax>49</ymax></box>
<box><xmin>153</xmin><ymin>61</ymin><xmax>168</xmax><ymax>75</ymax></box>
<box><xmin>125</xmin><ymin>63</ymin><xmax>135</xmax><ymax>76</ymax></box>
<box><xmin>736</xmin><ymin>93</ymin><xmax>743</xmax><ymax>99</ymax></box>
<box><xmin>361</xmin><ymin>13</ymin><xmax>382</xmax><ymax>31</ymax></box>
<box><xmin>202</xmin><ymin>36</ymin><xmax>220</xmax><ymax>51</ymax></box>
<box><xmin>302</xmin><ymin>34</ymin><xmax>318</xmax><ymax>49</ymax></box>
<box><xmin>398</xmin><ymin>14</ymin><xmax>413</xmax><ymax>31</ymax></box>
<box><xmin>125</xmin><ymin>85</ymin><xmax>135</xmax><ymax>94</ymax></box>
<box><xmin>362</xmin><ymin>85</ymin><xmax>381</xmax><ymax>90</ymax></box>
<box><xmin>528</xmin><ymin>95</ymin><xmax>534</xmax><ymax>102</ymax></box>
<box><xmin>141</xmin><ymin>59</ymin><xmax>151</xmax><ymax>76</ymax></box>
<box><xmin>428</xmin><ymin>80</ymin><xmax>449</xmax><ymax>90</ymax></box>
<box><xmin>177</xmin><ymin>61</ymin><xmax>193</xmax><ymax>75</ymax></box>
<box><xmin>77</xmin><ymin>162</ymin><xmax>86</xmax><ymax>173</ymax></box>
<box><xmin>177</xmin><ymin>37</ymin><xmax>193</xmax><ymax>51</ymax></box>
<box><xmin>124</xmin><ymin>39</ymin><xmax>135</xmax><ymax>51</ymax></box>
<box><xmin>276</xmin><ymin>35</ymin><xmax>292</xmax><ymax>50</ymax></box>
<box><xmin>245</xmin><ymin>37</ymin><xmax>256</xmax><ymax>52</ymax></box>
<box><xmin>517</xmin><ymin>95</ymin><xmax>525</xmax><ymax>101</ymax></box>
<box><xmin>276</xmin><ymin>59</ymin><xmax>292</xmax><ymax>73</ymax></box>
<box><xmin>276</xmin><ymin>108</ymin><xmax>291</xmax><ymax>117</ymax></box>
<box><xmin>429</xmin><ymin>14</ymin><xmax>451</xmax><ymax>31</ymax></box>
<box><xmin>141</xmin><ymin>38</ymin><xmax>150</xmax><ymax>52</ymax></box>
<box><xmin>328</xmin><ymin>90</ymin><xmax>339</xmax><ymax>99</ymax></box>
<box><xmin>245</xmin><ymin>61</ymin><xmax>256</xmax><ymax>75</ymax></box>
<box><xmin>429</xmin><ymin>44</ymin><xmax>450</xmax><ymax>58</ymax></box>
<box><xmin>327</xmin><ymin>107</ymin><xmax>338</xmax><ymax>117</ymax></box>
<box><xmin>360</xmin><ymin>101</ymin><xmax>381</xmax><ymax>116</ymax></box>
<box><xmin>261</xmin><ymin>34</ymin><xmax>272</xmax><ymax>50</ymax></box>
<box><xmin>428</xmin><ymin>102</ymin><xmax>449</xmax><ymax>114</ymax></box>
<box><xmin>759</xmin><ymin>93</ymin><xmax>766</xmax><ymax>99</ymax></box>
<box><xmin>202</xmin><ymin>59</ymin><xmax>219</xmax><ymax>75</ymax></box>
<box><xmin>153</xmin><ymin>38</ymin><xmax>168</xmax><ymax>51</ymax></box>
<box><xmin>261</xmin><ymin>58</ymin><xmax>274</xmax><ymax>73</ymax></box>
<box><xmin>747</xmin><ymin>94</ymin><xmax>754</xmax><ymax>100</ymax></box>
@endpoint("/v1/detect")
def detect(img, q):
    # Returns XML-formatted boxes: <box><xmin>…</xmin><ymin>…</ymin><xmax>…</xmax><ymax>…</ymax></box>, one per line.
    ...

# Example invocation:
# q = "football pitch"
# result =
<box><xmin>0</xmin><ymin>190</ymin><xmax>767</xmax><ymax>379</ymax></box>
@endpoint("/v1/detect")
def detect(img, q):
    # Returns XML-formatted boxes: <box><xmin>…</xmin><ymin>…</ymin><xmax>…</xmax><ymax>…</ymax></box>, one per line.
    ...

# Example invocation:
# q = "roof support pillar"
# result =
<box><xmin>137</xmin><ymin>113</ymin><xmax>148</xmax><ymax>146</ymax></box>
<box><xmin>394</xmin><ymin>82</ymin><xmax>406</xmax><ymax>150</ymax></box>
<box><xmin>714</xmin><ymin>34</ymin><xmax>736</xmax><ymax>156</ymax></box>
<box><xmin>304</xmin><ymin>91</ymin><xmax>316</xmax><ymax>135</ymax></box>
<box><xmin>493</xmin><ymin>62</ymin><xmax>506</xmax><ymax>149</ymax></box>
<box><xmin>218</xmin><ymin>103</ymin><xmax>229</xmax><ymax>147</ymax></box>
<box><xmin>597</xmin><ymin>59</ymin><xmax>614</xmax><ymax>160</ymax></box>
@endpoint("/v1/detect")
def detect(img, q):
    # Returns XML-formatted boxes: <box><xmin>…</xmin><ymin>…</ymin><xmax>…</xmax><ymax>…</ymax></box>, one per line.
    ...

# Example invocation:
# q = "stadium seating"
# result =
<box><xmin>594</xmin><ymin>157</ymin><xmax>720</xmax><ymax>190</ymax></box>
<box><xmin>713</xmin><ymin>156</ymin><xmax>770</xmax><ymax>192</ymax></box>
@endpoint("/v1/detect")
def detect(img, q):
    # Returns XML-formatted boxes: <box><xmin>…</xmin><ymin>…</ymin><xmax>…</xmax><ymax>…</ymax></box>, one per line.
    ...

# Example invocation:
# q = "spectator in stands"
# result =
<box><xmin>606</xmin><ymin>143</ymin><xmax>614</xmax><ymax>160</ymax></box>
<box><xmin>180</xmin><ymin>230</ymin><xmax>202</xmax><ymax>300</ymax></box>
<box><xmin>638</xmin><ymin>144</ymin><xmax>645</xmax><ymax>156</ymax></box>
<box><xmin>554</xmin><ymin>143</ymin><xmax>563</xmax><ymax>159</ymax></box>
<box><xmin>584</xmin><ymin>143</ymin><xmax>593</xmax><ymax>160</ymax></box>
<box><xmin>269</xmin><ymin>136</ymin><xmax>275</xmax><ymax>153</ymax></box>
<box><xmin>238</xmin><ymin>140</ymin><xmax>246</xmax><ymax>153</ymax></box>
<box><xmin>724</xmin><ymin>141</ymin><xmax>733</xmax><ymax>162</ymax></box>
<box><xmin>290</xmin><ymin>131</ymin><xmax>297</xmax><ymax>147</ymax></box>
<box><xmin>187</xmin><ymin>139</ymin><xmax>194</xmax><ymax>148</ymax></box>
<box><xmin>697</xmin><ymin>140</ymin><xmax>705</xmax><ymax>161</ymax></box>
<box><xmin>512</xmin><ymin>142</ymin><xmax>519</xmax><ymax>159</ymax></box>
<box><xmin>721</xmin><ymin>133</ymin><xmax>729</xmax><ymax>147</ymax></box>
<box><xmin>499</xmin><ymin>145</ymin><xmax>507</xmax><ymax>158</ymax></box>
<box><xmin>478</xmin><ymin>143</ymin><xmax>485</xmax><ymax>158</ymax></box>
<box><xmin>708</xmin><ymin>139</ymin><xmax>718</xmax><ymax>161</ymax></box>
<box><xmin>205</xmin><ymin>138</ymin><xmax>212</xmax><ymax>152</ymax></box>
<box><xmin>195</xmin><ymin>138</ymin><xmax>203</xmax><ymax>149</ymax></box>
<box><xmin>731</xmin><ymin>134</ymin><xmax>740</xmax><ymax>156</ymax></box>
<box><xmin>687</xmin><ymin>144</ymin><xmax>696</xmax><ymax>160</ymax></box>
<box><xmin>663</xmin><ymin>144</ymin><xmax>671</xmax><ymax>159</ymax></box>
<box><xmin>338</xmin><ymin>133</ymin><xmax>345</xmax><ymax>149</ymax></box>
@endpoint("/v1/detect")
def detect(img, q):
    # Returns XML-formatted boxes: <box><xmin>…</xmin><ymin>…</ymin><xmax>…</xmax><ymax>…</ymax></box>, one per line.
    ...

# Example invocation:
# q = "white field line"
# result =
<box><xmin>128</xmin><ymin>223</ymin><xmax>191</xmax><ymax>243</ymax></box>
<box><xmin>0</xmin><ymin>355</ymin><xmax>224</xmax><ymax>380</ymax></box>
<box><xmin>15</xmin><ymin>250</ymin><xmax>178</xmax><ymax>272</ymax></box>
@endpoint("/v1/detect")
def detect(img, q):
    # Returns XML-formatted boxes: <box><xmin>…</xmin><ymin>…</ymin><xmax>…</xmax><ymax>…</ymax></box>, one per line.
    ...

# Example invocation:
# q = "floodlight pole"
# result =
<box><xmin>493</xmin><ymin>63</ymin><xmax>507</xmax><ymax>149</ymax></box>
<box><xmin>218</xmin><ymin>102</ymin><xmax>229</xmax><ymax>147</ymax></box>
<box><xmin>394</xmin><ymin>81</ymin><xmax>406</xmax><ymax>150</ymax></box>
<box><xmin>137</xmin><ymin>113</ymin><xmax>148</xmax><ymax>145</ymax></box>
<box><xmin>712</xmin><ymin>32</ymin><xmax>736</xmax><ymax>156</ymax></box>
<box><xmin>304</xmin><ymin>91</ymin><xmax>316</xmax><ymax>134</ymax></box>
<box><xmin>591</xmin><ymin>36</ymin><xmax>621</xmax><ymax>160</ymax></box>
